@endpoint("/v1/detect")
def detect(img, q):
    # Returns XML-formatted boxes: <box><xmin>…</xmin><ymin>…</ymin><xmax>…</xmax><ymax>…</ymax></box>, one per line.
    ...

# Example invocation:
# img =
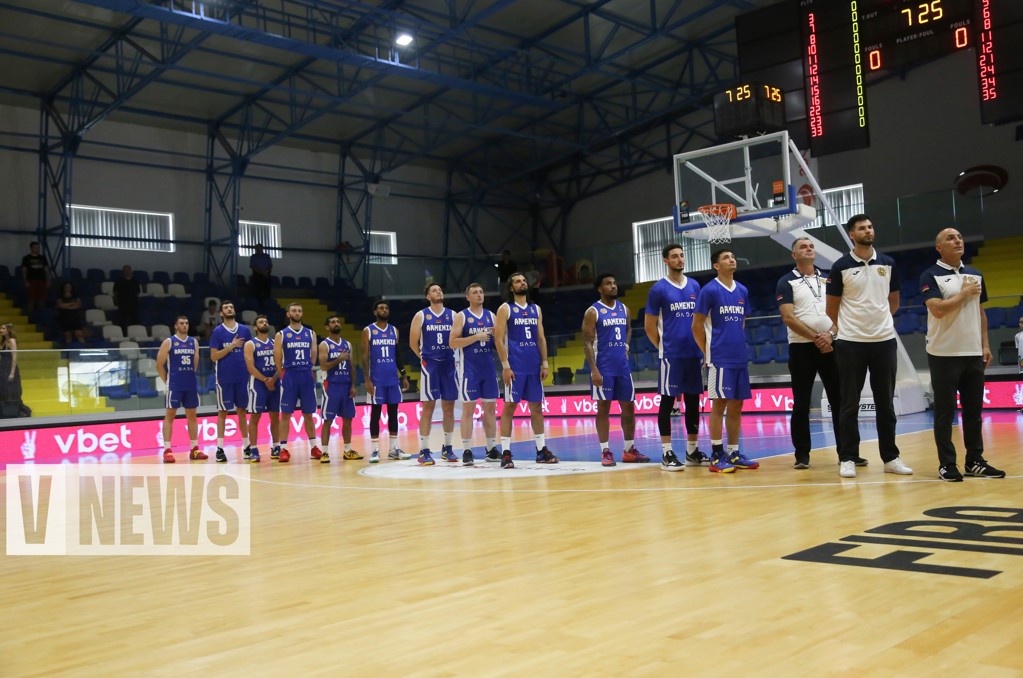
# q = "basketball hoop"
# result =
<box><xmin>698</xmin><ymin>204</ymin><xmax>736</xmax><ymax>244</ymax></box>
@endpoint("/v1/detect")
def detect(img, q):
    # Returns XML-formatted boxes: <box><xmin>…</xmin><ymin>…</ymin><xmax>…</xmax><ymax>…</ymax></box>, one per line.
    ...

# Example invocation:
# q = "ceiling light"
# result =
<box><xmin>395</xmin><ymin>33</ymin><xmax>413</xmax><ymax>46</ymax></box>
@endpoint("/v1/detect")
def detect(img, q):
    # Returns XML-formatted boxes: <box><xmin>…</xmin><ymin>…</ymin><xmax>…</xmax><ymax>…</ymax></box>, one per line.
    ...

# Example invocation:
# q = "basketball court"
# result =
<box><xmin>4</xmin><ymin>411</ymin><xmax>1023</xmax><ymax>675</ymax></box>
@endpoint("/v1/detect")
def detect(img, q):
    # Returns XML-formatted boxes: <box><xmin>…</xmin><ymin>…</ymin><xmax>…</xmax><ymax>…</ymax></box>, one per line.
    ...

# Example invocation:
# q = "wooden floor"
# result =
<box><xmin>3</xmin><ymin>413</ymin><xmax>1023</xmax><ymax>676</ymax></box>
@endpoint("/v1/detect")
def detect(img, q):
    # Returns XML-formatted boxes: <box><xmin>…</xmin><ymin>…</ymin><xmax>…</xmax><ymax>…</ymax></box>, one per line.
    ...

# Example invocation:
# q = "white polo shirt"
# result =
<box><xmin>919</xmin><ymin>260</ymin><xmax>987</xmax><ymax>357</ymax></box>
<box><xmin>775</xmin><ymin>268</ymin><xmax>831</xmax><ymax>344</ymax></box>
<box><xmin>826</xmin><ymin>248</ymin><xmax>899</xmax><ymax>343</ymax></box>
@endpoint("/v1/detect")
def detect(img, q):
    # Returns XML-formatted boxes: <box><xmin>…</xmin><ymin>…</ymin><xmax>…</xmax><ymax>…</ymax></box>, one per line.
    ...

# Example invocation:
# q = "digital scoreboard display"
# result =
<box><xmin>734</xmin><ymin>0</ymin><xmax>1023</xmax><ymax>155</ymax></box>
<box><xmin>713</xmin><ymin>83</ymin><xmax>787</xmax><ymax>137</ymax></box>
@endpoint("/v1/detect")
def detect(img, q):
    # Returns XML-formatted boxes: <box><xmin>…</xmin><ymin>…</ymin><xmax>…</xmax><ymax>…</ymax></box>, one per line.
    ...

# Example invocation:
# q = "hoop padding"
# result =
<box><xmin>698</xmin><ymin>204</ymin><xmax>736</xmax><ymax>244</ymax></box>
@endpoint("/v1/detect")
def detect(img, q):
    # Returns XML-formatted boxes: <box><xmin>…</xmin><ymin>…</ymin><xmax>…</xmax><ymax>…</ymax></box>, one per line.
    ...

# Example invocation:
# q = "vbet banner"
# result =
<box><xmin>6</xmin><ymin>464</ymin><xmax>250</xmax><ymax>556</ymax></box>
<box><xmin>2</xmin><ymin>382</ymin><xmax>1022</xmax><ymax>467</ymax></box>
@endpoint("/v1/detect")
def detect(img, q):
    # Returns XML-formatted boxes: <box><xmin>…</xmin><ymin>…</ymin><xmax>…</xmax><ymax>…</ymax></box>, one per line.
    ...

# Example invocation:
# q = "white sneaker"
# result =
<box><xmin>884</xmin><ymin>458</ymin><xmax>913</xmax><ymax>475</ymax></box>
<box><xmin>839</xmin><ymin>460</ymin><xmax>856</xmax><ymax>478</ymax></box>
<box><xmin>369</xmin><ymin>450</ymin><xmax>380</xmax><ymax>464</ymax></box>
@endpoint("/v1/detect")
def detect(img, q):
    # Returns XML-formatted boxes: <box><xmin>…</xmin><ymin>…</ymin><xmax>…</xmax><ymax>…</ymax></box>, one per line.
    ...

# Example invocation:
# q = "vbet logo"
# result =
<box><xmin>6</xmin><ymin>464</ymin><xmax>250</xmax><ymax>556</ymax></box>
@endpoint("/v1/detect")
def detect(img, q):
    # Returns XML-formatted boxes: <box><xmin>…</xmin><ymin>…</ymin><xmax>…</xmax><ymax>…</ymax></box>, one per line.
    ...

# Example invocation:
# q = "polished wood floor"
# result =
<box><xmin>3</xmin><ymin>414</ymin><xmax>1023</xmax><ymax>676</ymax></box>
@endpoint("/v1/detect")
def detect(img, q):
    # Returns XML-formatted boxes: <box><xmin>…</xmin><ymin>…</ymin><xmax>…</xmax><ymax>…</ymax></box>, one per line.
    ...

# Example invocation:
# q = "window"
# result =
<box><xmin>69</xmin><ymin>204</ymin><xmax>174</xmax><ymax>252</ymax></box>
<box><xmin>632</xmin><ymin>217</ymin><xmax>710</xmax><ymax>283</ymax></box>
<box><xmin>804</xmin><ymin>183</ymin><xmax>864</xmax><ymax>229</ymax></box>
<box><xmin>239</xmin><ymin>220</ymin><xmax>282</xmax><ymax>258</ymax></box>
<box><xmin>367</xmin><ymin>230</ymin><xmax>398</xmax><ymax>265</ymax></box>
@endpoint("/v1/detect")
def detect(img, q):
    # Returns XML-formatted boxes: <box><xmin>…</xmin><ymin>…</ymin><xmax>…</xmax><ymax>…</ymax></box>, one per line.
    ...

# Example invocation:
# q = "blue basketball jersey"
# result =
<box><xmin>419</xmin><ymin>307</ymin><xmax>454</xmax><ymax>362</ymax></box>
<box><xmin>280</xmin><ymin>325</ymin><xmax>315</xmax><ymax>369</ymax></box>
<box><xmin>506</xmin><ymin>302</ymin><xmax>541</xmax><ymax>372</ymax></box>
<box><xmin>695</xmin><ymin>278</ymin><xmax>749</xmax><ymax>367</ymax></box>
<box><xmin>250</xmin><ymin>337</ymin><xmax>276</xmax><ymax>377</ymax></box>
<box><xmin>645</xmin><ymin>276</ymin><xmax>702</xmax><ymax>359</ymax></box>
<box><xmin>457</xmin><ymin>308</ymin><xmax>495</xmax><ymax>376</ymax></box>
<box><xmin>592</xmin><ymin>300</ymin><xmax>630</xmax><ymax>377</ymax></box>
<box><xmin>323</xmin><ymin>337</ymin><xmax>352</xmax><ymax>384</ymax></box>
<box><xmin>210</xmin><ymin>322</ymin><xmax>252</xmax><ymax>384</ymax></box>
<box><xmin>167</xmin><ymin>335</ymin><xmax>198</xmax><ymax>391</ymax></box>
<box><xmin>366</xmin><ymin>323</ymin><xmax>399</xmax><ymax>386</ymax></box>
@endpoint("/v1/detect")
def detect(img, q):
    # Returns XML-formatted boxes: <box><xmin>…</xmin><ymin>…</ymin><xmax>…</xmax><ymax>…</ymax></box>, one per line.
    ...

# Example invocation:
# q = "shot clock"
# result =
<box><xmin>713</xmin><ymin>83</ymin><xmax>787</xmax><ymax>138</ymax></box>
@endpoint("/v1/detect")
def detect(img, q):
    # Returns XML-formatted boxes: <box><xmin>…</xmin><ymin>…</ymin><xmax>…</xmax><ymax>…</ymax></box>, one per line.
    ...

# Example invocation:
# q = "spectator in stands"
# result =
<box><xmin>920</xmin><ymin>227</ymin><xmax>1003</xmax><ymax>480</ymax></box>
<box><xmin>496</xmin><ymin>250</ymin><xmax>517</xmax><ymax>289</ymax></box>
<box><xmin>55</xmin><ymin>281</ymin><xmax>85</xmax><ymax>345</ymax></box>
<box><xmin>0</xmin><ymin>322</ymin><xmax>27</xmax><ymax>417</ymax></box>
<box><xmin>199</xmin><ymin>299</ymin><xmax>221</xmax><ymax>340</ymax></box>
<box><xmin>21</xmin><ymin>241</ymin><xmax>50</xmax><ymax>313</ymax></box>
<box><xmin>113</xmin><ymin>265</ymin><xmax>141</xmax><ymax>332</ymax></box>
<box><xmin>249</xmin><ymin>243</ymin><xmax>273</xmax><ymax>308</ymax></box>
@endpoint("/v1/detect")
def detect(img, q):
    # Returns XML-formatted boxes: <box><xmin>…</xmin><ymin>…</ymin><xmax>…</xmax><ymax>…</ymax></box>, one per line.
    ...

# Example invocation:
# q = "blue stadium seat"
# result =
<box><xmin>752</xmin><ymin>325</ymin><xmax>774</xmax><ymax>343</ymax></box>
<box><xmin>152</xmin><ymin>271</ymin><xmax>171</xmax><ymax>286</ymax></box>
<box><xmin>753</xmin><ymin>343</ymin><xmax>778</xmax><ymax>364</ymax></box>
<box><xmin>298</xmin><ymin>276</ymin><xmax>314</xmax><ymax>289</ymax></box>
<box><xmin>986</xmin><ymin>307</ymin><xmax>1007</xmax><ymax>329</ymax></box>
<box><xmin>172</xmin><ymin>271</ymin><xmax>191</xmax><ymax>285</ymax></box>
<box><xmin>637</xmin><ymin>352</ymin><xmax>658</xmax><ymax>371</ymax></box>
<box><xmin>775</xmin><ymin>342</ymin><xmax>789</xmax><ymax>363</ymax></box>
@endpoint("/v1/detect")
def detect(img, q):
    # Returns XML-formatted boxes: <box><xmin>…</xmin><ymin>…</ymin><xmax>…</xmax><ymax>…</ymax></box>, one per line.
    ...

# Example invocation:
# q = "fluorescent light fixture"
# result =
<box><xmin>395</xmin><ymin>33</ymin><xmax>413</xmax><ymax>46</ymax></box>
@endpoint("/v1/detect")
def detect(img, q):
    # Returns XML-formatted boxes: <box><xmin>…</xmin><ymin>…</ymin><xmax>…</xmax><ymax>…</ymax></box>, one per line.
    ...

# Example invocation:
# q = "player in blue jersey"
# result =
<box><xmin>645</xmin><ymin>243</ymin><xmax>706</xmax><ymax>472</ymax></box>
<box><xmin>361</xmin><ymin>300</ymin><xmax>411</xmax><ymax>463</ymax></box>
<box><xmin>156</xmin><ymin>315</ymin><xmax>206</xmax><ymax>463</ymax></box>
<box><xmin>273</xmin><ymin>303</ymin><xmax>320</xmax><ymax>464</ymax></box>
<box><xmin>494</xmin><ymin>273</ymin><xmax>558</xmax><ymax>468</ymax></box>
<box><xmin>449</xmin><ymin>282</ymin><xmax>500</xmax><ymax>466</ymax></box>
<box><xmin>409</xmin><ymin>283</ymin><xmax>459</xmax><ymax>465</ymax></box>
<box><xmin>209</xmin><ymin>300</ymin><xmax>253</xmax><ymax>463</ymax></box>
<box><xmin>583</xmin><ymin>273</ymin><xmax>646</xmax><ymax>467</ymax></box>
<box><xmin>693</xmin><ymin>249</ymin><xmax>759</xmax><ymax>473</ymax></box>
<box><xmin>318</xmin><ymin>315</ymin><xmax>360</xmax><ymax>464</ymax></box>
<box><xmin>244</xmin><ymin>315</ymin><xmax>279</xmax><ymax>463</ymax></box>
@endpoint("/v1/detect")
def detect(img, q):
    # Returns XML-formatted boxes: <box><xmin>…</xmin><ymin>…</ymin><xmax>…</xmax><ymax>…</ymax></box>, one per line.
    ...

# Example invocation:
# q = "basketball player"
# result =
<box><xmin>243</xmin><ymin>314</ymin><xmax>279</xmax><ymax>463</ymax></box>
<box><xmin>361</xmin><ymin>300</ymin><xmax>411</xmax><ymax>463</ymax></box>
<box><xmin>494</xmin><ymin>272</ymin><xmax>559</xmax><ymax>468</ymax></box>
<box><xmin>409</xmin><ymin>283</ymin><xmax>459</xmax><ymax>465</ymax></box>
<box><xmin>582</xmin><ymin>273</ymin><xmax>645</xmax><ymax>466</ymax></box>
<box><xmin>318</xmin><ymin>315</ymin><xmax>360</xmax><ymax>463</ymax></box>
<box><xmin>644</xmin><ymin>243</ymin><xmax>704</xmax><ymax>472</ymax></box>
<box><xmin>209</xmin><ymin>300</ymin><xmax>253</xmax><ymax>463</ymax></box>
<box><xmin>273</xmin><ymin>303</ymin><xmax>320</xmax><ymax>463</ymax></box>
<box><xmin>692</xmin><ymin>249</ymin><xmax>759</xmax><ymax>473</ymax></box>
<box><xmin>449</xmin><ymin>282</ymin><xmax>500</xmax><ymax>466</ymax></box>
<box><xmin>156</xmin><ymin>315</ymin><xmax>205</xmax><ymax>463</ymax></box>
<box><xmin>920</xmin><ymin>227</ymin><xmax>1003</xmax><ymax>480</ymax></box>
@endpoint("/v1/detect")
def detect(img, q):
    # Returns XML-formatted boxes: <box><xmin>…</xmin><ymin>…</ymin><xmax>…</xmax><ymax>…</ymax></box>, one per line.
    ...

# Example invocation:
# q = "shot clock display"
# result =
<box><xmin>735</xmin><ymin>0</ymin><xmax>1023</xmax><ymax>155</ymax></box>
<box><xmin>713</xmin><ymin>83</ymin><xmax>787</xmax><ymax>138</ymax></box>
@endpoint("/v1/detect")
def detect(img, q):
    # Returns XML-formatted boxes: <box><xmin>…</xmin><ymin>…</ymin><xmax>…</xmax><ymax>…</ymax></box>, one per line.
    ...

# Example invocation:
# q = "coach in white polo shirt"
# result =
<box><xmin>825</xmin><ymin>214</ymin><xmax>913</xmax><ymax>479</ymax></box>
<box><xmin>776</xmin><ymin>237</ymin><xmax>857</xmax><ymax>469</ymax></box>
<box><xmin>919</xmin><ymin>227</ymin><xmax>1004</xmax><ymax>481</ymax></box>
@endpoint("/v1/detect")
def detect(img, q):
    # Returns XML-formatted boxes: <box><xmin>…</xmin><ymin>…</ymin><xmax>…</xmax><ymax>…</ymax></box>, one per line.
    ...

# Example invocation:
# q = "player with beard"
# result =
<box><xmin>273</xmin><ymin>303</ymin><xmax>320</xmax><ymax>463</ymax></box>
<box><xmin>494</xmin><ymin>273</ymin><xmax>558</xmax><ymax>468</ymax></box>
<box><xmin>244</xmin><ymin>314</ymin><xmax>279</xmax><ymax>463</ymax></box>
<box><xmin>362</xmin><ymin>300</ymin><xmax>411</xmax><ymax>463</ymax></box>
<box><xmin>209</xmin><ymin>300</ymin><xmax>253</xmax><ymax>462</ymax></box>
<box><xmin>318</xmin><ymin>315</ymin><xmax>359</xmax><ymax>463</ymax></box>
<box><xmin>583</xmin><ymin>273</ymin><xmax>645</xmax><ymax>466</ymax></box>
<box><xmin>157</xmin><ymin>316</ymin><xmax>204</xmax><ymax>463</ymax></box>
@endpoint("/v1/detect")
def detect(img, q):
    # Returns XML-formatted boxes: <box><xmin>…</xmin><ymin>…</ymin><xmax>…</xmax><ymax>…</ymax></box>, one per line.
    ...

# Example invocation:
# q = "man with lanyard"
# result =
<box><xmin>362</xmin><ymin>300</ymin><xmax>411</xmax><ymax>463</ymax></box>
<box><xmin>318</xmin><ymin>315</ymin><xmax>360</xmax><ymax>464</ymax></box>
<box><xmin>244</xmin><ymin>314</ymin><xmax>279</xmax><ymax>463</ymax></box>
<box><xmin>583</xmin><ymin>273</ymin><xmax>646</xmax><ymax>467</ymax></box>
<box><xmin>273</xmin><ymin>303</ymin><xmax>320</xmax><ymax>464</ymax></box>
<box><xmin>209</xmin><ymin>300</ymin><xmax>253</xmax><ymax>463</ymax></box>
<box><xmin>409</xmin><ymin>283</ymin><xmax>459</xmax><ymax>465</ymax></box>
<box><xmin>644</xmin><ymin>243</ymin><xmax>705</xmax><ymax>472</ymax></box>
<box><xmin>449</xmin><ymin>283</ymin><xmax>500</xmax><ymax>466</ymax></box>
<box><xmin>776</xmin><ymin>238</ymin><xmax>863</xmax><ymax>469</ymax></box>
<box><xmin>494</xmin><ymin>273</ymin><xmax>559</xmax><ymax>469</ymax></box>
<box><xmin>920</xmin><ymin>227</ymin><xmax>1004</xmax><ymax>481</ymax></box>
<box><xmin>157</xmin><ymin>315</ymin><xmax>205</xmax><ymax>463</ymax></box>
<box><xmin>826</xmin><ymin>214</ymin><xmax>913</xmax><ymax>479</ymax></box>
<box><xmin>692</xmin><ymin>249</ymin><xmax>759</xmax><ymax>473</ymax></box>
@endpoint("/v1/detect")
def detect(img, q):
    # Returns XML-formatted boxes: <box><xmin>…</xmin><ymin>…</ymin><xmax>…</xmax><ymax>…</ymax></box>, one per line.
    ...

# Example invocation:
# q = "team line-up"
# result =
<box><xmin>155</xmin><ymin>215</ymin><xmax>1006</xmax><ymax>482</ymax></box>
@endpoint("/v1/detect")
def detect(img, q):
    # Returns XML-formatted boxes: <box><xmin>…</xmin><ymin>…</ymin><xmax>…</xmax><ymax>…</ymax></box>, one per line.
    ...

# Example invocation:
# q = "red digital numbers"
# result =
<box><xmin>977</xmin><ymin>0</ymin><xmax>997</xmax><ymax>101</ymax></box>
<box><xmin>806</xmin><ymin>12</ymin><xmax>823</xmax><ymax>138</ymax></box>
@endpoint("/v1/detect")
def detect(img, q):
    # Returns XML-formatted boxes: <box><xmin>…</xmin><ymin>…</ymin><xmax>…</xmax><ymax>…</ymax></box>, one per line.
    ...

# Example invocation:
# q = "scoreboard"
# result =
<box><xmin>734</xmin><ymin>0</ymin><xmax>1023</xmax><ymax>155</ymax></box>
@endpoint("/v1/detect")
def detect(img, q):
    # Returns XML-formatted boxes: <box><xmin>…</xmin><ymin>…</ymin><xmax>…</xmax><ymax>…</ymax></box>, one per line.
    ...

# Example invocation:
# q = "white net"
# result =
<box><xmin>698</xmin><ymin>204</ymin><xmax>736</xmax><ymax>244</ymax></box>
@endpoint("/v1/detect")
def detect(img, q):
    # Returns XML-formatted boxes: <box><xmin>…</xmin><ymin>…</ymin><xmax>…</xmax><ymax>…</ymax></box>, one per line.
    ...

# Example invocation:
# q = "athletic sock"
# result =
<box><xmin>687</xmin><ymin>440</ymin><xmax>698</xmax><ymax>453</ymax></box>
<box><xmin>662</xmin><ymin>442</ymin><xmax>672</xmax><ymax>454</ymax></box>
<box><xmin>534</xmin><ymin>434</ymin><xmax>546</xmax><ymax>451</ymax></box>
<box><xmin>217</xmin><ymin>437</ymin><xmax>224</xmax><ymax>448</ymax></box>
<box><xmin>443</xmin><ymin>431</ymin><xmax>453</xmax><ymax>447</ymax></box>
<box><xmin>501</xmin><ymin>436</ymin><xmax>512</xmax><ymax>453</ymax></box>
<box><xmin>599</xmin><ymin>439</ymin><xmax>609</xmax><ymax>451</ymax></box>
<box><xmin>372</xmin><ymin>438</ymin><xmax>379</xmax><ymax>452</ymax></box>
<box><xmin>486</xmin><ymin>437</ymin><xmax>497</xmax><ymax>450</ymax></box>
<box><xmin>419</xmin><ymin>435</ymin><xmax>430</xmax><ymax>451</ymax></box>
<box><xmin>624</xmin><ymin>438</ymin><xmax>634</xmax><ymax>451</ymax></box>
